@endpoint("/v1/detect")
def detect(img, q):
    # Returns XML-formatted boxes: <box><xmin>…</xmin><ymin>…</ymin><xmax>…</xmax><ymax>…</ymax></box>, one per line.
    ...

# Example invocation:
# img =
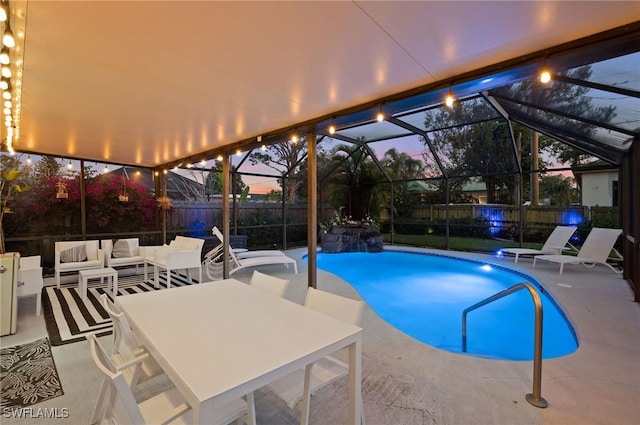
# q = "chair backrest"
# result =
<box><xmin>212</xmin><ymin>226</ymin><xmax>224</xmax><ymax>242</ymax></box>
<box><xmin>249</xmin><ymin>271</ymin><xmax>289</xmax><ymax>297</ymax></box>
<box><xmin>541</xmin><ymin>226</ymin><xmax>577</xmax><ymax>252</ymax></box>
<box><xmin>304</xmin><ymin>287</ymin><xmax>365</xmax><ymax>326</ymax></box>
<box><xmin>100</xmin><ymin>294</ymin><xmax>140</xmax><ymax>362</ymax></box>
<box><xmin>87</xmin><ymin>333</ymin><xmax>146</xmax><ymax>425</ymax></box>
<box><xmin>211</xmin><ymin>226</ymin><xmax>242</xmax><ymax>268</ymax></box>
<box><xmin>19</xmin><ymin>255</ymin><xmax>41</xmax><ymax>270</ymax></box>
<box><xmin>170</xmin><ymin>236</ymin><xmax>205</xmax><ymax>252</ymax></box>
<box><xmin>578</xmin><ymin>227</ymin><xmax>622</xmax><ymax>263</ymax></box>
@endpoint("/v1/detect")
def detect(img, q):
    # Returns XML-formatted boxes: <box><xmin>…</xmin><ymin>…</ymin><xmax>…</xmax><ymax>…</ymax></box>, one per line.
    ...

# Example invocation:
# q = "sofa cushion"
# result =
<box><xmin>60</xmin><ymin>245</ymin><xmax>87</xmax><ymax>263</ymax></box>
<box><xmin>112</xmin><ymin>239</ymin><xmax>133</xmax><ymax>258</ymax></box>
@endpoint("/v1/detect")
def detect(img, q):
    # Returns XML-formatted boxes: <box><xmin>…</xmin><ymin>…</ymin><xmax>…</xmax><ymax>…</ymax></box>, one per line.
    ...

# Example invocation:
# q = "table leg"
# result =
<box><xmin>300</xmin><ymin>363</ymin><xmax>314</xmax><ymax>425</ymax></box>
<box><xmin>143</xmin><ymin>261</ymin><xmax>149</xmax><ymax>283</ymax></box>
<box><xmin>112</xmin><ymin>273</ymin><xmax>118</xmax><ymax>297</ymax></box>
<box><xmin>154</xmin><ymin>265</ymin><xmax>160</xmax><ymax>289</ymax></box>
<box><xmin>349</xmin><ymin>340</ymin><xmax>363</xmax><ymax>425</ymax></box>
<box><xmin>80</xmin><ymin>275</ymin><xmax>88</xmax><ymax>300</ymax></box>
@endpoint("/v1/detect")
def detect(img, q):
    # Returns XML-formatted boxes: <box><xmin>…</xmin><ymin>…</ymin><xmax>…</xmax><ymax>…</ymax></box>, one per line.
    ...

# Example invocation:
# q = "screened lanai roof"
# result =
<box><xmin>2</xmin><ymin>1</ymin><xmax>638</xmax><ymax>169</ymax></box>
<box><xmin>321</xmin><ymin>41</ymin><xmax>639</xmax><ymax>170</ymax></box>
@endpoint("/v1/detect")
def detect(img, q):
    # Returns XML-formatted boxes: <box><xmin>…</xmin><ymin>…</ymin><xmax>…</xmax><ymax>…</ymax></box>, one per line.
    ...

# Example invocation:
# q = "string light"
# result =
<box><xmin>67</xmin><ymin>160</ymin><xmax>73</xmax><ymax>169</ymax></box>
<box><xmin>539</xmin><ymin>67</ymin><xmax>552</xmax><ymax>84</ymax></box>
<box><xmin>2</xmin><ymin>25</ymin><xmax>14</xmax><ymax>48</ymax></box>
<box><xmin>0</xmin><ymin>47</ymin><xmax>9</xmax><ymax>65</ymax></box>
<box><xmin>445</xmin><ymin>92</ymin><xmax>454</xmax><ymax>107</ymax></box>
<box><xmin>0</xmin><ymin>2</ymin><xmax>7</xmax><ymax>22</ymax></box>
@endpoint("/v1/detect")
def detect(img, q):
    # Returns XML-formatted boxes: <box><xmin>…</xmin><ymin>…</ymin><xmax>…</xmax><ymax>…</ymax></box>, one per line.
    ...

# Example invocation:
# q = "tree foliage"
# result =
<box><xmin>2</xmin><ymin>157</ymin><xmax>157</xmax><ymax>238</ymax></box>
<box><xmin>419</xmin><ymin>65</ymin><xmax>612</xmax><ymax>204</ymax></box>
<box><xmin>248</xmin><ymin>138</ymin><xmax>312</xmax><ymax>203</ymax></box>
<box><xmin>496</xmin><ymin>65</ymin><xmax>616</xmax><ymax>166</ymax></box>
<box><xmin>203</xmin><ymin>164</ymin><xmax>248</xmax><ymax>198</ymax></box>
<box><xmin>539</xmin><ymin>174</ymin><xmax>579</xmax><ymax>206</ymax></box>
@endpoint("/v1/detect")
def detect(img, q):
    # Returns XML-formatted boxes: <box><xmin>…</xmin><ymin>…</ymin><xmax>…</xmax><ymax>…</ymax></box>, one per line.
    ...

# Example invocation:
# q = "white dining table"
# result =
<box><xmin>115</xmin><ymin>279</ymin><xmax>363</xmax><ymax>424</ymax></box>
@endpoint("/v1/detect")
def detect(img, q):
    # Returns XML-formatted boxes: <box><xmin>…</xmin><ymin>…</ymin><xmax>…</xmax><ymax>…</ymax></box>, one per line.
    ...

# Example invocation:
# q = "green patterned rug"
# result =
<box><xmin>0</xmin><ymin>337</ymin><xmax>64</xmax><ymax>408</ymax></box>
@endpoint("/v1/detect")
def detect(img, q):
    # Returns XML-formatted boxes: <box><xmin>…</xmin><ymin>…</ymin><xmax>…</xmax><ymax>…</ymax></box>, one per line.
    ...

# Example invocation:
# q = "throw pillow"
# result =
<box><xmin>112</xmin><ymin>239</ymin><xmax>133</xmax><ymax>258</ymax></box>
<box><xmin>60</xmin><ymin>245</ymin><xmax>87</xmax><ymax>263</ymax></box>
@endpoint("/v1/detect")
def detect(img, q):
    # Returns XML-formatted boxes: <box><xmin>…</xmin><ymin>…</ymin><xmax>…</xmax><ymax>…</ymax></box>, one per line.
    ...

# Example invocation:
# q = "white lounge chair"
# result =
<box><xmin>533</xmin><ymin>227</ymin><xmax>623</xmax><ymax>274</ymax></box>
<box><xmin>266</xmin><ymin>288</ymin><xmax>365</xmax><ymax>424</ymax></box>
<box><xmin>203</xmin><ymin>232</ymin><xmax>298</xmax><ymax>280</ymax></box>
<box><xmin>211</xmin><ymin>226</ymin><xmax>286</xmax><ymax>259</ymax></box>
<box><xmin>500</xmin><ymin>225</ymin><xmax>578</xmax><ymax>263</ymax></box>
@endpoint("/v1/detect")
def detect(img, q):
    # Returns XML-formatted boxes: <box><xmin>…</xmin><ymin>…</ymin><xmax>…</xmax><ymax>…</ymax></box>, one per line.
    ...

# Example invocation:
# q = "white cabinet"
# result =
<box><xmin>0</xmin><ymin>253</ymin><xmax>19</xmax><ymax>336</ymax></box>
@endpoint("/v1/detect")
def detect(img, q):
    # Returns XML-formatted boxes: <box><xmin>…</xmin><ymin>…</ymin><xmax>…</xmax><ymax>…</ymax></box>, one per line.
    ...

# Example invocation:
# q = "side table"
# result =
<box><xmin>79</xmin><ymin>267</ymin><xmax>118</xmax><ymax>300</ymax></box>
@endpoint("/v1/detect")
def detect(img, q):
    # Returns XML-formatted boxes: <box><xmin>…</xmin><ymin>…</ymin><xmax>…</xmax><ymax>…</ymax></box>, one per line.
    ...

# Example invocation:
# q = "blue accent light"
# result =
<box><xmin>479</xmin><ymin>206</ymin><xmax>506</xmax><ymax>237</ymax></box>
<box><xmin>561</xmin><ymin>210</ymin><xmax>584</xmax><ymax>226</ymax></box>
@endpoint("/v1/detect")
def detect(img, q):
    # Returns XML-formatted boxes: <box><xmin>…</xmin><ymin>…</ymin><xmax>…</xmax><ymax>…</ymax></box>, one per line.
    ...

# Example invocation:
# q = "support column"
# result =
<box><xmin>307</xmin><ymin>131</ymin><xmax>317</xmax><ymax>289</ymax></box>
<box><xmin>79</xmin><ymin>160</ymin><xmax>86</xmax><ymax>239</ymax></box>
<box><xmin>222</xmin><ymin>154</ymin><xmax>231</xmax><ymax>279</ymax></box>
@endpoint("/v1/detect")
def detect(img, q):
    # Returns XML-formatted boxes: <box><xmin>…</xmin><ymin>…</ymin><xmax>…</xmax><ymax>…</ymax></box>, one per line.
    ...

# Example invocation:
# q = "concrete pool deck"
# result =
<box><xmin>2</xmin><ymin>246</ymin><xmax>638</xmax><ymax>424</ymax></box>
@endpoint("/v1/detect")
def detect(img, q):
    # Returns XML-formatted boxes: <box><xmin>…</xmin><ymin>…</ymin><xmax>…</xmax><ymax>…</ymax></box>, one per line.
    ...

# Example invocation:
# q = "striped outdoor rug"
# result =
<box><xmin>42</xmin><ymin>273</ymin><xmax>197</xmax><ymax>346</ymax></box>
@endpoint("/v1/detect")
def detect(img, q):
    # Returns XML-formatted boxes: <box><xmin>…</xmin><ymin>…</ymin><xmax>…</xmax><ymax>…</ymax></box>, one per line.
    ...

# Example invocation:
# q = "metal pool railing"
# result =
<box><xmin>462</xmin><ymin>282</ymin><xmax>548</xmax><ymax>408</ymax></box>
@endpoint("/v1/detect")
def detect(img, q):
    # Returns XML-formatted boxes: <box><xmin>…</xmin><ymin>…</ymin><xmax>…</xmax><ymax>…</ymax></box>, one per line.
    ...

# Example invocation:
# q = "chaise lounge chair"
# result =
<box><xmin>211</xmin><ymin>226</ymin><xmax>286</xmax><ymax>259</ymax></box>
<box><xmin>203</xmin><ymin>237</ymin><xmax>297</xmax><ymax>280</ymax></box>
<box><xmin>500</xmin><ymin>225</ymin><xmax>578</xmax><ymax>263</ymax></box>
<box><xmin>533</xmin><ymin>227</ymin><xmax>623</xmax><ymax>274</ymax></box>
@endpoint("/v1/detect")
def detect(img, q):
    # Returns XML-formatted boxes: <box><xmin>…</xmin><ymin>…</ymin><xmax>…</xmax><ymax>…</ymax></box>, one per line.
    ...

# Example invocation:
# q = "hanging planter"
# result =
<box><xmin>156</xmin><ymin>196</ymin><xmax>172</xmax><ymax>211</ymax></box>
<box><xmin>55</xmin><ymin>180</ymin><xmax>68</xmax><ymax>199</ymax></box>
<box><xmin>118</xmin><ymin>169</ymin><xmax>129</xmax><ymax>202</ymax></box>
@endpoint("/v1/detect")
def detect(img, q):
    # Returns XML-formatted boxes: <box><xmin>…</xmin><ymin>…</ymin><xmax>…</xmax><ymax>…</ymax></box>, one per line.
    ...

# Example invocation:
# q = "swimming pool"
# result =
<box><xmin>311</xmin><ymin>250</ymin><xmax>578</xmax><ymax>361</ymax></box>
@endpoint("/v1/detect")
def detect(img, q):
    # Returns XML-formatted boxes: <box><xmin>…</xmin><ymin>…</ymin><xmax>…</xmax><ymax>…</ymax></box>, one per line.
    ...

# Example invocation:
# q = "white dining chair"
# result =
<box><xmin>266</xmin><ymin>287</ymin><xmax>366</xmax><ymax>424</ymax></box>
<box><xmin>100</xmin><ymin>294</ymin><xmax>164</xmax><ymax>390</ymax></box>
<box><xmin>249</xmin><ymin>270</ymin><xmax>290</xmax><ymax>297</ymax></box>
<box><xmin>87</xmin><ymin>333</ymin><xmax>254</xmax><ymax>425</ymax></box>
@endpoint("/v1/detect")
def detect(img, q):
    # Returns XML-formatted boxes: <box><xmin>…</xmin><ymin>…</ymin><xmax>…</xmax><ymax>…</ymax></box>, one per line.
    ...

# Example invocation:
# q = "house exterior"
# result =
<box><xmin>572</xmin><ymin>162</ymin><xmax>619</xmax><ymax>207</ymax></box>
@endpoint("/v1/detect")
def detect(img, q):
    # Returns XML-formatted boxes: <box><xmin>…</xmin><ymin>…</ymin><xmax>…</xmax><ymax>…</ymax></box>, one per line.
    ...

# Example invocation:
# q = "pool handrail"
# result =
<box><xmin>462</xmin><ymin>281</ymin><xmax>548</xmax><ymax>408</ymax></box>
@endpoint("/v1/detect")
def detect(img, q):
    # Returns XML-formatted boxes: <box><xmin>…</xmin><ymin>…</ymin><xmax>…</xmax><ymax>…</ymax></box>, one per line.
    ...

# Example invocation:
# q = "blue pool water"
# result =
<box><xmin>310</xmin><ymin>250</ymin><xmax>578</xmax><ymax>361</ymax></box>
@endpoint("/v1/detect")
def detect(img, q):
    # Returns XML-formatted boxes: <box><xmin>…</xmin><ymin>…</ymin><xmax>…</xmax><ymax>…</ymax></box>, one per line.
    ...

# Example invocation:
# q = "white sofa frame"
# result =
<box><xmin>101</xmin><ymin>238</ymin><xmax>153</xmax><ymax>275</ymax></box>
<box><xmin>143</xmin><ymin>236</ymin><xmax>204</xmax><ymax>288</ymax></box>
<box><xmin>54</xmin><ymin>240</ymin><xmax>104</xmax><ymax>288</ymax></box>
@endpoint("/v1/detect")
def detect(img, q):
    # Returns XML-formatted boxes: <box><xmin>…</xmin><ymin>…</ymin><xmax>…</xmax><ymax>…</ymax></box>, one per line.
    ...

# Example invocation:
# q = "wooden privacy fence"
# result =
<box><xmin>410</xmin><ymin>204</ymin><xmax>619</xmax><ymax>228</ymax></box>
<box><xmin>166</xmin><ymin>200</ymin><xmax>333</xmax><ymax>234</ymax></box>
<box><xmin>169</xmin><ymin>201</ymin><xmax>619</xmax><ymax>234</ymax></box>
